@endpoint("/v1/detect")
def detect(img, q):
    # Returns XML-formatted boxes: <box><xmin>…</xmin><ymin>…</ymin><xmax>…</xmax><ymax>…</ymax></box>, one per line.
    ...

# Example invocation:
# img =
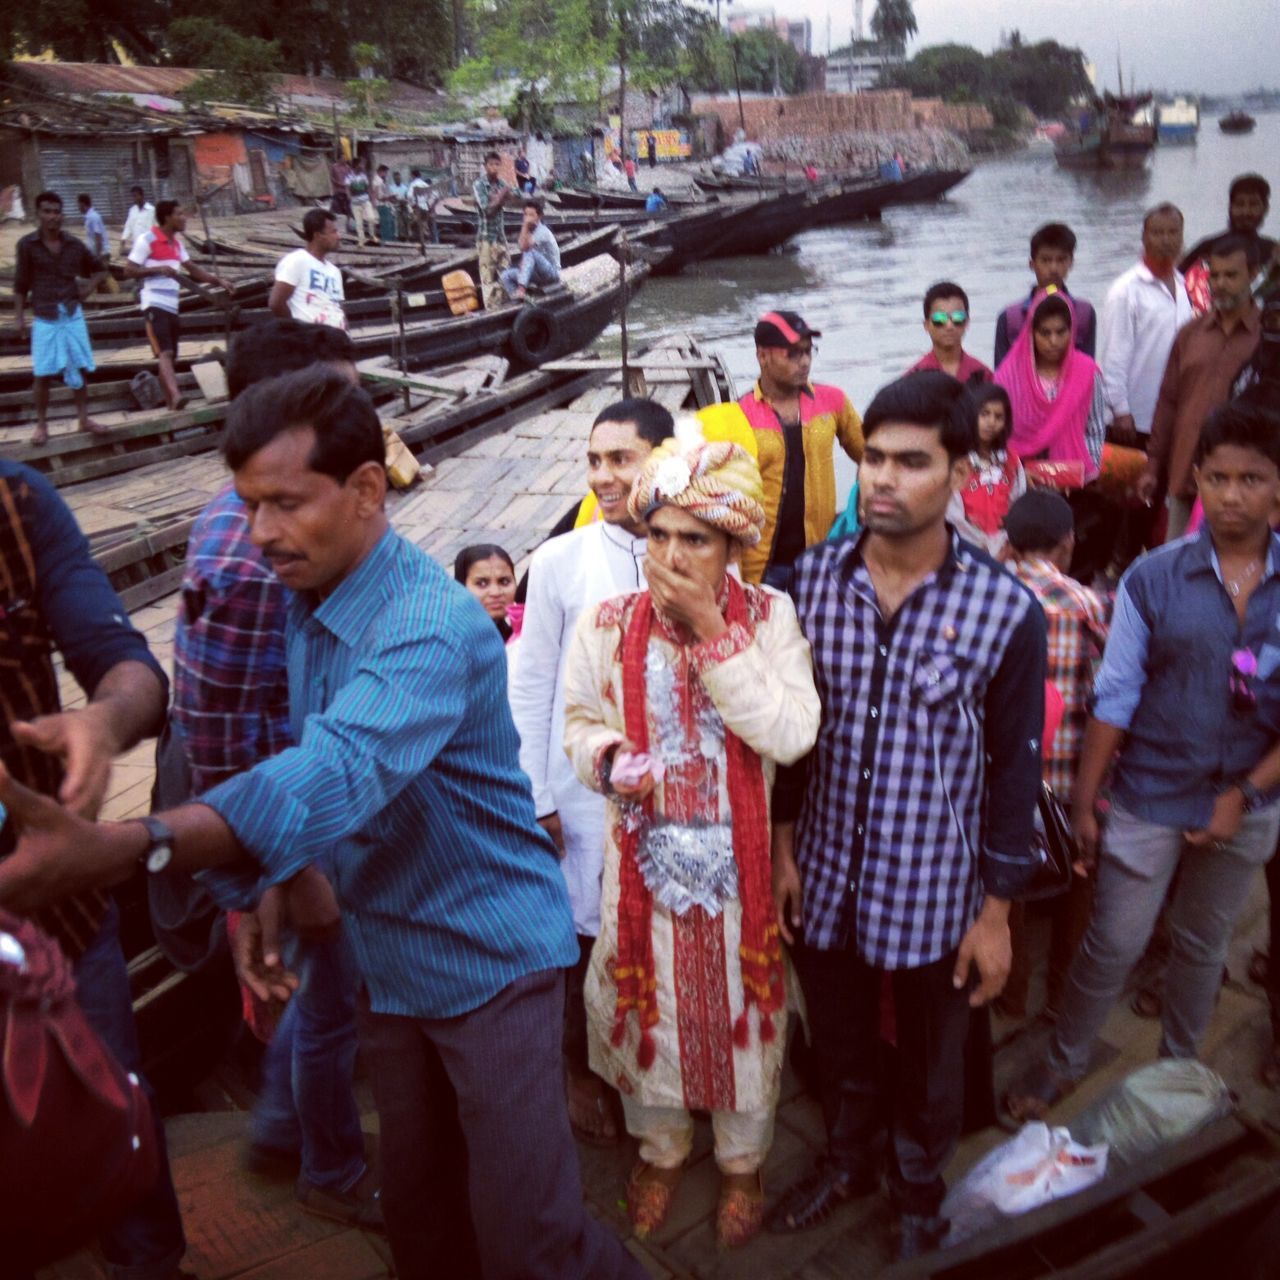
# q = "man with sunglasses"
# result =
<box><xmin>909</xmin><ymin>282</ymin><xmax>993</xmax><ymax>386</ymax></box>
<box><xmin>1004</xmin><ymin>400</ymin><xmax>1280</xmax><ymax>1125</ymax></box>
<box><xmin>738</xmin><ymin>310</ymin><xmax>863</xmax><ymax>591</ymax></box>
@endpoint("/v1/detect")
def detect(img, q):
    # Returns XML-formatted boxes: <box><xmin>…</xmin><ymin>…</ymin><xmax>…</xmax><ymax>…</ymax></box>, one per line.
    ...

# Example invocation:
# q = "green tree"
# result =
<box><xmin>869</xmin><ymin>0</ymin><xmax>917</xmax><ymax>56</ymax></box>
<box><xmin>169</xmin><ymin>15</ymin><xmax>281</xmax><ymax>106</ymax></box>
<box><xmin>0</xmin><ymin>0</ymin><xmax>168</xmax><ymax>62</ymax></box>
<box><xmin>884</xmin><ymin>38</ymin><xmax>1089</xmax><ymax>121</ymax></box>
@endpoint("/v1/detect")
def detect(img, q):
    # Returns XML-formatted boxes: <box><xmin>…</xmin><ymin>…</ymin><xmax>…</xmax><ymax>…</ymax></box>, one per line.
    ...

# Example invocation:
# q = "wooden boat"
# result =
<box><xmin>1055</xmin><ymin>93</ymin><xmax>1157</xmax><ymax>170</ymax></box>
<box><xmin>881</xmin><ymin>168</ymin><xmax>971</xmax><ymax>205</ymax></box>
<box><xmin>1219</xmin><ymin>110</ymin><xmax>1257</xmax><ymax>134</ymax></box>
<box><xmin>550</xmin><ymin>185</ymin><xmax>699</xmax><ymax>212</ymax></box>
<box><xmin>74</xmin><ymin>334</ymin><xmax>735</xmax><ymax>617</ymax></box>
<box><xmin>0</xmin><ymin>252</ymin><xmax>647</xmax><ymax>393</ymax></box>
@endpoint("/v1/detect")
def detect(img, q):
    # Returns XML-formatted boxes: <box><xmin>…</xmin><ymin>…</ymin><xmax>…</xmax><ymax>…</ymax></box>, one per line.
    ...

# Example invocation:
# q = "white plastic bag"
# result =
<box><xmin>942</xmin><ymin>1122</ymin><xmax>1108</xmax><ymax>1245</ymax></box>
<box><xmin>1069</xmin><ymin>1060</ymin><xmax>1233</xmax><ymax>1168</ymax></box>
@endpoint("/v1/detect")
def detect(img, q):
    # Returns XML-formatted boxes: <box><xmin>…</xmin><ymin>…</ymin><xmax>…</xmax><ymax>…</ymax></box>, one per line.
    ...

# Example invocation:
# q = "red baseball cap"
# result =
<box><xmin>754</xmin><ymin>310</ymin><xmax>822</xmax><ymax>348</ymax></box>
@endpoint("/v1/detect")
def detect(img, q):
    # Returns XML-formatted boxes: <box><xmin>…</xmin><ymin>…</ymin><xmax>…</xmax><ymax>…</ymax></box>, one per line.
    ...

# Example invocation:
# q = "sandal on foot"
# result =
<box><xmin>566</xmin><ymin>1074</ymin><xmax>619</xmax><ymax>1147</ymax></box>
<box><xmin>716</xmin><ymin>1171</ymin><xmax>765</xmax><ymax>1250</ymax></box>
<box><xmin>998</xmin><ymin>1063</ymin><xmax>1077</xmax><ymax>1132</ymax></box>
<box><xmin>766</xmin><ymin>1161</ymin><xmax>875</xmax><ymax>1233</ymax></box>
<box><xmin>626</xmin><ymin>1161</ymin><xmax>683</xmax><ymax>1239</ymax></box>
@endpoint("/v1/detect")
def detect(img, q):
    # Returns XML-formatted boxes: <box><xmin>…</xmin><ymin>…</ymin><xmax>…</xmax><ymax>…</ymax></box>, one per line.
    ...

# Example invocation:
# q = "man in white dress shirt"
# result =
<box><xmin>510</xmin><ymin>397</ymin><xmax>674</xmax><ymax>1144</ymax></box>
<box><xmin>119</xmin><ymin>186</ymin><xmax>155</xmax><ymax>259</ymax></box>
<box><xmin>1098</xmin><ymin>202</ymin><xmax>1194</xmax><ymax>567</ymax></box>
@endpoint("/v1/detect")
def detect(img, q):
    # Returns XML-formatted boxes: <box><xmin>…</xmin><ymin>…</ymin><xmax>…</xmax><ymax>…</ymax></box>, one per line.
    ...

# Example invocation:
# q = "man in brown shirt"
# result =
<box><xmin>1138</xmin><ymin>237</ymin><xmax>1261</xmax><ymax>538</ymax></box>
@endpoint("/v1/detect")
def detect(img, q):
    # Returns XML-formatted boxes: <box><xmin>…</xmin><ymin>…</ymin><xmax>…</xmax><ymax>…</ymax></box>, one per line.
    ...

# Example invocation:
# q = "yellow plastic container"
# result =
<box><xmin>442</xmin><ymin>270</ymin><xmax>480</xmax><ymax>315</ymax></box>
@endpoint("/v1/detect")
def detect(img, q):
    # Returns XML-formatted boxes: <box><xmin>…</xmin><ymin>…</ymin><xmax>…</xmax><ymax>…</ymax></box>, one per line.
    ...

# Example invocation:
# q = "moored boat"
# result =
<box><xmin>1055</xmin><ymin>92</ymin><xmax>1157</xmax><ymax>170</ymax></box>
<box><xmin>1220</xmin><ymin>110</ymin><xmax>1257</xmax><ymax>134</ymax></box>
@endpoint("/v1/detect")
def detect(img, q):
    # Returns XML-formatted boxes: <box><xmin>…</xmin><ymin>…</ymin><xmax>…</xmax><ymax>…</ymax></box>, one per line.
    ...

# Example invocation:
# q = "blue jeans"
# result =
<box><xmin>74</xmin><ymin>903</ymin><xmax>186</xmax><ymax>1280</ymax></box>
<box><xmin>252</xmin><ymin>928</ymin><xmax>366</xmax><ymax>1191</ymax></box>
<box><xmin>500</xmin><ymin>251</ymin><xmax>560</xmax><ymax>298</ymax></box>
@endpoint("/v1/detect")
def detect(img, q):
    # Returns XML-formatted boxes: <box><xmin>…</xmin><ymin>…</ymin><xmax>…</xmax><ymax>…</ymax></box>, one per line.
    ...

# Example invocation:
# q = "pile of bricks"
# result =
<box><xmin>694</xmin><ymin>90</ymin><xmax>986</xmax><ymax>172</ymax></box>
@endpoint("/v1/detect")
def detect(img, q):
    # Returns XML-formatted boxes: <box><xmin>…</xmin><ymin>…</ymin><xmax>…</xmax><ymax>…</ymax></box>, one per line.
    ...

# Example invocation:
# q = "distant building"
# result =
<box><xmin>823</xmin><ymin>41</ymin><xmax>903</xmax><ymax>94</ymax></box>
<box><xmin>726</xmin><ymin>9</ymin><xmax>812</xmax><ymax>56</ymax></box>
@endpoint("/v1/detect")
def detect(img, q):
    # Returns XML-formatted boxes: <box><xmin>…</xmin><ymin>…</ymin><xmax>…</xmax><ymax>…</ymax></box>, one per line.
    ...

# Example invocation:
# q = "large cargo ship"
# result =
<box><xmin>1156</xmin><ymin>96</ymin><xmax>1200</xmax><ymax>144</ymax></box>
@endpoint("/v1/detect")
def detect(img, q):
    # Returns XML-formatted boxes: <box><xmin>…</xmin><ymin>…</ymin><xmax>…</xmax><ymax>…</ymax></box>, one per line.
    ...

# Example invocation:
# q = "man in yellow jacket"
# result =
<box><xmin>738</xmin><ymin>311</ymin><xmax>864</xmax><ymax>588</ymax></box>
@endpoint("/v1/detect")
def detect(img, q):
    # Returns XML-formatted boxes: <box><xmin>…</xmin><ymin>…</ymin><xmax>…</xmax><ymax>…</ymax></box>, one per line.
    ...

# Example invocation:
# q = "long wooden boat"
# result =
<box><xmin>550</xmin><ymin>185</ymin><xmax>700</xmax><ymax>212</ymax></box>
<box><xmin>0</xmin><ymin>253</ymin><xmax>646</xmax><ymax>394</ymax></box>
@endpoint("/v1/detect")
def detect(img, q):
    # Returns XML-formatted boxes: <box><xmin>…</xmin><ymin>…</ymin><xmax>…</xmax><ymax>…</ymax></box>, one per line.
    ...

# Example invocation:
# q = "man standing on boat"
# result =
<box><xmin>509</xmin><ymin>399</ymin><xmax>670</xmax><ymax>1148</ymax></box>
<box><xmin>1181</xmin><ymin>174</ymin><xmax>1276</xmax><ymax>281</ymax></box>
<box><xmin>1098</xmin><ymin>203</ymin><xmax>1193</xmax><ymax>566</ymax></box>
<box><xmin>124</xmin><ymin>200</ymin><xmax>232</xmax><ymax>413</ymax></box>
<box><xmin>473</xmin><ymin>150</ymin><xmax>511</xmax><ymax>310</ymax></box>
<box><xmin>737</xmin><ymin>310</ymin><xmax>864</xmax><ymax>591</ymax></box>
<box><xmin>171</xmin><ymin>320</ymin><xmax>379</xmax><ymax>1231</ymax></box>
<box><xmin>15</xmin><ymin>190</ymin><xmax>110</xmax><ymax>446</ymax></box>
<box><xmin>768</xmin><ymin>371</ymin><xmax>1044</xmax><ymax>1260</ymax></box>
<box><xmin>994</xmin><ymin>224</ymin><xmax>1097</xmax><ymax>368</ymax></box>
<box><xmin>500</xmin><ymin>199</ymin><xmax>561</xmax><ymax>301</ymax></box>
<box><xmin>1137</xmin><ymin>236</ymin><xmax>1262</xmax><ymax>540</ymax></box>
<box><xmin>0</xmin><ymin>455</ymin><xmax>186</xmax><ymax>1280</ymax></box>
<box><xmin>1004</xmin><ymin>401</ymin><xmax>1280</xmax><ymax>1128</ymax></box>
<box><xmin>271</xmin><ymin>209</ymin><xmax>347</xmax><ymax>330</ymax></box>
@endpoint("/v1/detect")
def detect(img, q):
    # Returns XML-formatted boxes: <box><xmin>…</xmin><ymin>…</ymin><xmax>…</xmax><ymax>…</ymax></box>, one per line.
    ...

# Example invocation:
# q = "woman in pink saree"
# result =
<box><xmin>996</xmin><ymin>287</ymin><xmax>1106</xmax><ymax>490</ymax></box>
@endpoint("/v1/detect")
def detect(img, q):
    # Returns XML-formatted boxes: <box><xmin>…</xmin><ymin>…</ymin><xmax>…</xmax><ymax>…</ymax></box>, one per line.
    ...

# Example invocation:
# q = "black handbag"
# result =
<box><xmin>1023</xmin><ymin>782</ymin><xmax>1076</xmax><ymax>901</ymax></box>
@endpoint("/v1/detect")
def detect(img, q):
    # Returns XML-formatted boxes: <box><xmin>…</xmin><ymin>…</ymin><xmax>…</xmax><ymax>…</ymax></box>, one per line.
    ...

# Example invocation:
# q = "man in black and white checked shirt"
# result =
<box><xmin>768</xmin><ymin>371</ymin><xmax>1046</xmax><ymax>1260</ymax></box>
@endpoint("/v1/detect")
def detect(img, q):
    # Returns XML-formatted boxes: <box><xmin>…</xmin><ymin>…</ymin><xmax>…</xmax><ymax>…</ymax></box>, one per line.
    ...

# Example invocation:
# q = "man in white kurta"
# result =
<box><xmin>509</xmin><ymin>397</ymin><xmax>674</xmax><ymax>1142</ymax></box>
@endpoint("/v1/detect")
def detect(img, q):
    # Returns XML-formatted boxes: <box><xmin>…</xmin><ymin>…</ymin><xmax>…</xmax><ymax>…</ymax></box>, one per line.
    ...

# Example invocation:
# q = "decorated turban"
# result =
<box><xmin>628</xmin><ymin>416</ymin><xmax>766</xmax><ymax>547</ymax></box>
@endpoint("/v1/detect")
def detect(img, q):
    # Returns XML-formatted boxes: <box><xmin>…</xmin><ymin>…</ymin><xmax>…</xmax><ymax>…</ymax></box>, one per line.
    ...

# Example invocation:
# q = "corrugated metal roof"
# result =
<box><xmin>10</xmin><ymin>61</ymin><xmax>445</xmax><ymax>115</ymax></box>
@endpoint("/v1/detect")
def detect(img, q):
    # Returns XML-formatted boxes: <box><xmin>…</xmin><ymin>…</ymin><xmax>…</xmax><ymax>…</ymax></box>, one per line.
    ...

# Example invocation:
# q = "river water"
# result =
<box><xmin>616</xmin><ymin>112</ymin><xmax>1278</xmax><ymax>495</ymax></box>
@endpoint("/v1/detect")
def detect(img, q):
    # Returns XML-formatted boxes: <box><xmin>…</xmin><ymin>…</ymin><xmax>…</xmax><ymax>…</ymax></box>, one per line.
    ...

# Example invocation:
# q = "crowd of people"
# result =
<box><xmin>2</xmin><ymin>167</ymin><xmax>1279</xmax><ymax>1279</ymax></box>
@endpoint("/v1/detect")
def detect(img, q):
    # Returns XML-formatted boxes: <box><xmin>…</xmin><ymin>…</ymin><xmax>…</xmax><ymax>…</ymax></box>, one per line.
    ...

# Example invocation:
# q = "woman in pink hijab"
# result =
<box><xmin>996</xmin><ymin>288</ymin><xmax>1106</xmax><ymax>490</ymax></box>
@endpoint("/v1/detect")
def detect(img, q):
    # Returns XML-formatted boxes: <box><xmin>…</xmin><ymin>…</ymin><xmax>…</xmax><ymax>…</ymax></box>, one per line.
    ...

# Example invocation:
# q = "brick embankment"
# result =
<box><xmin>695</xmin><ymin>90</ymin><xmax>982</xmax><ymax>172</ymax></box>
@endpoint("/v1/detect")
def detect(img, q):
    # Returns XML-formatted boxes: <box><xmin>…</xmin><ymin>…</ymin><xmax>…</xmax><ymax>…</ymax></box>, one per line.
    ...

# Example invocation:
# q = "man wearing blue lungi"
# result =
<box><xmin>14</xmin><ymin>190</ymin><xmax>109</xmax><ymax>446</ymax></box>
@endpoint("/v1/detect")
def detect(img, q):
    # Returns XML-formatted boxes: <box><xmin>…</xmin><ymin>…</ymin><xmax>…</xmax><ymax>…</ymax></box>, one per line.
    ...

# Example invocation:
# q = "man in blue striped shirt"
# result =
<box><xmin>0</xmin><ymin>367</ymin><xmax>644</xmax><ymax>1280</ymax></box>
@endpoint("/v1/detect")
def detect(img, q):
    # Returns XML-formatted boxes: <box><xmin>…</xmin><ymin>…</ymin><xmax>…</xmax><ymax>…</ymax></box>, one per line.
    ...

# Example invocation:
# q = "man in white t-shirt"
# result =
<box><xmin>124</xmin><ymin>199</ymin><xmax>231</xmax><ymax>410</ymax></box>
<box><xmin>407</xmin><ymin>168</ymin><xmax>440</xmax><ymax>245</ymax></box>
<box><xmin>270</xmin><ymin>209</ymin><xmax>346</xmax><ymax>329</ymax></box>
<box><xmin>120</xmin><ymin>186</ymin><xmax>156</xmax><ymax>258</ymax></box>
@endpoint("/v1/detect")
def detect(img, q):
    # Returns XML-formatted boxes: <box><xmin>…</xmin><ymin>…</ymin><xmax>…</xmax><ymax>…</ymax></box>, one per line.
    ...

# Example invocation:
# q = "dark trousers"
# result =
<box><xmin>358</xmin><ymin>968</ymin><xmax>645</xmax><ymax>1280</ymax></box>
<box><xmin>792</xmin><ymin>945</ymin><xmax>971</xmax><ymax>1216</ymax></box>
<box><xmin>75</xmin><ymin>904</ymin><xmax>186</xmax><ymax>1280</ymax></box>
<box><xmin>563</xmin><ymin>933</ymin><xmax>594</xmax><ymax>1072</ymax></box>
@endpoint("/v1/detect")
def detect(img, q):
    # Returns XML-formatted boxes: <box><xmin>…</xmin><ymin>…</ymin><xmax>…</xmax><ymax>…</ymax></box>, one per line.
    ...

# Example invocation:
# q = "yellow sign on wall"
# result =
<box><xmin>604</xmin><ymin>124</ymin><xmax>692</xmax><ymax>162</ymax></box>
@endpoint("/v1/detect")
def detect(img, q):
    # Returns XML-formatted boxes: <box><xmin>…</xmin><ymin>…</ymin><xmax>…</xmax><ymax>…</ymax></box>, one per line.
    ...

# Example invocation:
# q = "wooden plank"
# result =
<box><xmin>117</xmin><ymin>563</ymin><xmax>188</xmax><ymax>612</ymax></box>
<box><xmin>43</xmin><ymin>430</ymin><xmax>226</xmax><ymax>488</ymax></box>
<box><xmin>539</xmin><ymin>356</ymin><xmax>722</xmax><ymax>372</ymax></box>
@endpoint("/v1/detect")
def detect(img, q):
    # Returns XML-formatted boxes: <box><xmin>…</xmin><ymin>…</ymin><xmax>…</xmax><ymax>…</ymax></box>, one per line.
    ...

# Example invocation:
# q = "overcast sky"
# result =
<box><xmin>779</xmin><ymin>0</ymin><xmax>1279</xmax><ymax>95</ymax></box>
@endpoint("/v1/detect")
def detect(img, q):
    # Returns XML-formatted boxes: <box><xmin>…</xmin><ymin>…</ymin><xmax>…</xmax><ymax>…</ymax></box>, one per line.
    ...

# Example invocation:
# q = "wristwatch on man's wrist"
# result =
<box><xmin>134</xmin><ymin>815</ymin><xmax>175</xmax><ymax>874</ymax></box>
<box><xmin>1238</xmin><ymin>779</ymin><xmax>1267</xmax><ymax>813</ymax></box>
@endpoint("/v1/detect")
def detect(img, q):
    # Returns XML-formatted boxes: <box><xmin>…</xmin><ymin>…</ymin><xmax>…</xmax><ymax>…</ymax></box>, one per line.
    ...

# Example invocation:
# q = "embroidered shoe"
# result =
<box><xmin>626</xmin><ymin>1160</ymin><xmax>684</xmax><ymax>1238</ymax></box>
